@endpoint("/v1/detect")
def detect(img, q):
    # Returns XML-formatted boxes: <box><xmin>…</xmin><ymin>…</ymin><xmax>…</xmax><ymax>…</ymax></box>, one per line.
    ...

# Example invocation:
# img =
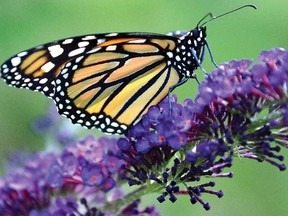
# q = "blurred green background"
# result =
<box><xmin>0</xmin><ymin>0</ymin><xmax>287</xmax><ymax>215</ymax></box>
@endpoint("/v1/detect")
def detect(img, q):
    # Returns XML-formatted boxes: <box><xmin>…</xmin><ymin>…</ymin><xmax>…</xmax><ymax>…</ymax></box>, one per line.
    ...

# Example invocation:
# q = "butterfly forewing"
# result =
<box><xmin>53</xmin><ymin>36</ymin><xmax>181</xmax><ymax>134</ymax></box>
<box><xmin>0</xmin><ymin>34</ymin><xmax>120</xmax><ymax>97</ymax></box>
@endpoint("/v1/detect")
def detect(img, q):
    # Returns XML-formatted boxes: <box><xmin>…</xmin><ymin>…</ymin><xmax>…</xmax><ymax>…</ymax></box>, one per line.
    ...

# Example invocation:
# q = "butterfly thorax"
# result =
<box><xmin>173</xmin><ymin>26</ymin><xmax>207</xmax><ymax>78</ymax></box>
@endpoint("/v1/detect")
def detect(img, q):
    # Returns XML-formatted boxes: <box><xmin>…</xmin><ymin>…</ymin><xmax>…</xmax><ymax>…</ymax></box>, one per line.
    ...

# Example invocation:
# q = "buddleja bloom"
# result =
<box><xmin>0</xmin><ymin>135</ymin><xmax>160</xmax><ymax>215</ymax></box>
<box><xmin>118</xmin><ymin>48</ymin><xmax>288</xmax><ymax>210</ymax></box>
<box><xmin>1</xmin><ymin>48</ymin><xmax>287</xmax><ymax>215</ymax></box>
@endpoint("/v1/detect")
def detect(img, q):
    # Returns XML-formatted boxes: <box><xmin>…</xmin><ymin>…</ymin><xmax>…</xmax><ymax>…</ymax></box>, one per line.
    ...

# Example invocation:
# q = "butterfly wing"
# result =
<box><xmin>0</xmin><ymin>34</ymin><xmax>113</xmax><ymax>97</ymax></box>
<box><xmin>53</xmin><ymin>34</ymin><xmax>182</xmax><ymax>134</ymax></box>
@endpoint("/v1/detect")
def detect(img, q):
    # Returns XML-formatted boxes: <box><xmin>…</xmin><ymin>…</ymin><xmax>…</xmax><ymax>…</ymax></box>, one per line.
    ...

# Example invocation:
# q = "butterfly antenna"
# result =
<box><xmin>197</xmin><ymin>4</ymin><xmax>257</xmax><ymax>28</ymax></box>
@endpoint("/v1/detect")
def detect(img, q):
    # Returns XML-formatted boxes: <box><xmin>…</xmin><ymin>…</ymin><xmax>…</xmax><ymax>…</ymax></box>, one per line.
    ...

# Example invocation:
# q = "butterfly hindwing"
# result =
<box><xmin>53</xmin><ymin>36</ymin><xmax>181</xmax><ymax>134</ymax></box>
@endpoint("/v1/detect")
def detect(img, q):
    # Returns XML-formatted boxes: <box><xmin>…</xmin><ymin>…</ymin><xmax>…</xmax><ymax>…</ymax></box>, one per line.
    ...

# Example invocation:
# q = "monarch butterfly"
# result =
<box><xmin>0</xmin><ymin>5</ymin><xmax>256</xmax><ymax>135</ymax></box>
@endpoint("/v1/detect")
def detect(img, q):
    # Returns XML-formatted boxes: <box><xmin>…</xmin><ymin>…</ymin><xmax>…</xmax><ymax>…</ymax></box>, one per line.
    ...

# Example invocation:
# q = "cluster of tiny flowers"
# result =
<box><xmin>1</xmin><ymin>48</ymin><xmax>287</xmax><ymax>214</ymax></box>
<box><xmin>118</xmin><ymin>48</ymin><xmax>288</xmax><ymax>210</ymax></box>
<box><xmin>0</xmin><ymin>135</ymin><xmax>160</xmax><ymax>215</ymax></box>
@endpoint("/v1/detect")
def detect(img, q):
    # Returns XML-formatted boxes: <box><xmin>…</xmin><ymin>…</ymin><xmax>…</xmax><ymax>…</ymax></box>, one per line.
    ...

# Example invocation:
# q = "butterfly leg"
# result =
<box><xmin>168</xmin><ymin>77</ymin><xmax>189</xmax><ymax>114</ymax></box>
<box><xmin>205</xmin><ymin>39</ymin><xmax>218</xmax><ymax>68</ymax></box>
<box><xmin>194</xmin><ymin>76</ymin><xmax>200</xmax><ymax>84</ymax></box>
<box><xmin>199</xmin><ymin>44</ymin><xmax>206</xmax><ymax>63</ymax></box>
<box><xmin>191</xmin><ymin>48</ymin><xmax>209</xmax><ymax>76</ymax></box>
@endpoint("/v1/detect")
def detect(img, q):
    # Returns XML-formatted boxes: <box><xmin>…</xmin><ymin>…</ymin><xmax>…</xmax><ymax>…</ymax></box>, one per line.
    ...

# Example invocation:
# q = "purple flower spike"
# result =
<box><xmin>1</xmin><ymin>135</ymin><xmax>157</xmax><ymax>215</ymax></box>
<box><xmin>1</xmin><ymin>48</ymin><xmax>287</xmax><ymax>214</ymax></box>
<box><xmin>119</xmin><ymin>48</ymin><xmax>288</xmax><ymax>210</ymax></box>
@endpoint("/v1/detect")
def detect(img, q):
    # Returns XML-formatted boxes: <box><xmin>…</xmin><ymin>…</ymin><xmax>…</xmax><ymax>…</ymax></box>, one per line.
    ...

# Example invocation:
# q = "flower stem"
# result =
<box><xmin>103</xmin><ymin>182</ymin><xmax>164</xmax><ymax>214</ymax></box>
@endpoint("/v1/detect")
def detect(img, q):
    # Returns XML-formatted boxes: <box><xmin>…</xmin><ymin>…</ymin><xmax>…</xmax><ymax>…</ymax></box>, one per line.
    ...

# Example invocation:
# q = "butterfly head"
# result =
<box><xmin>172</xmin><ymin>5</ymin><xmax>256</xmax><ymax>78</ymax></box>
<box><xmin>173</xmin><ymin>26</ymin><xmax>207</xmax><ymax>78</ymax></box>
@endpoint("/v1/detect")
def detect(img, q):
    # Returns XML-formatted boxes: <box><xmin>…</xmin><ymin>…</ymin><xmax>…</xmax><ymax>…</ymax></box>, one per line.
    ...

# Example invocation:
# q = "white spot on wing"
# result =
<box><xmin>82</xmin><ymin>35</ymin><xmax>97</xmax><ymax>40</ymax></box>
<box><xmin>111</xmin><ymin>122</ymin><xmax>119</xmax><ymax>127</ymax></box>
<box><xmin>75</xmin><ymin>56</ymin><xmax>84</xmax><ymax>63</ymax></box>
<box><xmin>72</xmin><ymin>65</ymin><xmax>78</xmax><ymax>70</ymax></box>
<box><xmin>68</xmin><ymin>47</ymin><xmax>86</xmax><ymax>57</ymax></box>
<box><xmin>48</xmin><ymin>45</ymin><xmax>64</xmax><ymax>57</ymax></box>
<box><xmin>14</xmin><ymin>74</ymin><xmax>22</xmax><ymax>80</ymax></box>
<box><xmin>61</xmin><ymin>68</ymin><xmax>68</xmax><ymax>74</ymax></box>
<box><xmin>105</xmin><ymin>117</ymin><xmax>111</xmax><ymax>125</ymax></box>
<box><xmin>39</xmin><ymin>78</ymin><xmax>48</xmax><ymax>84</ymax></box>
<box><xmin>62</xmin><ymin>39</ymin><xmax>73</xmax><ymax>44</ymax></box>
<box><xmin>87</xmin><ymin>48</ymin><xmax>101</xmax><ymax>54</ymax></box>
<box><xmin>106</xmin><ymin>128</ymin><xmax>114</xmax><ymax>133</ymax></box>
<box><xmin>11</xmin><ymin>57</ymin><xmax>21</xmax><ymax>67</ymax></box>
<box><xmin>41</xmin><ymin>62</ymin><xmax>55</xmax><ymax>72</ymax></box>
<box><xmin>128</xmin><ymin>39</ymin><xmax>146</xmax><ymax>43</ymax></box>
<box><xmin>63</xmin><ymin>73</ymin><xmax>69</xmax><ymax>79</ymax></box>
<box><xmin>56</xmin><ymin>86</ymin><xmax>62</xmax><ymax>92</ymax></box>
<box><xmin>106</xmin><ymin>33</ymin><xmax>118</xmax><ymax>37</ymax></box>
<box><xmin>106</xmin><ymin>45</ymin><xmax>117</xmax><ymax>51</ymax></box>
<box><xmin>18</xmin><ymin>51</ymin><xmax>28</xmax><ymax>57</ymax></box>
<box><xmin>2</xmin><ymin>68</ymin><xmax>9</xmax><ymax>73</ymax></box>
<box><xmin>43</xmin><ymin>86</ymin><xmax>49</xmax><ymax>92</ymax></box>
<box><xmin>78</xmin><ymin>41</ymin><xmax>89</xmax><ymax>47</ymax></box>
<box><xmin>167</xmin><ymin>52</ymin><xmax>173</xmax><ymax>58</ymax></box>
<box><xmin>120</xmin><ymin>125</ymin><xmax>128</xmax><ymax>130</ymax></box>
<box><xmin>97</xmin><ymin>39</ymin><xmax>105</xmax><ymax>44</ymax></box>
